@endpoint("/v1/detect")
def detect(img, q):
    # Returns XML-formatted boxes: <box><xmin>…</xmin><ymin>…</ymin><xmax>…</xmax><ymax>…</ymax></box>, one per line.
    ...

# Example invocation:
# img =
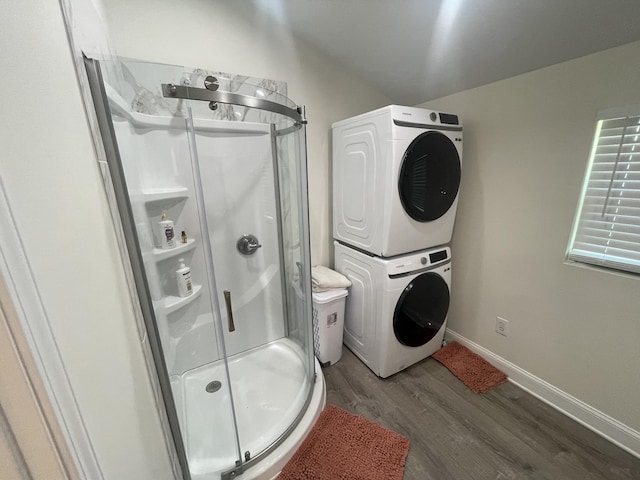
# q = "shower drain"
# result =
<box><xmin>205</xmin><ymin>380</ymin><xmax>222</xmax><ymax>393</ymax></box>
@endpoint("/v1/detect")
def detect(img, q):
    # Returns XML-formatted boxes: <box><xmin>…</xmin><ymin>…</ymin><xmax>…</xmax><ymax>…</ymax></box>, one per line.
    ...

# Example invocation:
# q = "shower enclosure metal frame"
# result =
<box><xmin>84</xmin><ymin>57</ymin><xmax>316</xmax><ymax>480</ymax></box>
<box><xmin>161</xmin><ymin>82</ymin><xmax>307</xmax><ymax>128</ymax></box>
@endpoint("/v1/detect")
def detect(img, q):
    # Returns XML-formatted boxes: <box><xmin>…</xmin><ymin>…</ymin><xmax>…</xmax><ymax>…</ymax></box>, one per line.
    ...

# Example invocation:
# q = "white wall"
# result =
<box><xmin>101</xmin><ymin>0</ymin><xmax>392</xmax><ymax>267</ymax></box>
<box><xmin>421</xmin><ymin>41</ymin><xmax>640</xmax><ymax>432</ymax></box>
<box><xmin>0</xmin><ymin>3</ymin><xmax>175</xmax><ymax>479</ymax></box>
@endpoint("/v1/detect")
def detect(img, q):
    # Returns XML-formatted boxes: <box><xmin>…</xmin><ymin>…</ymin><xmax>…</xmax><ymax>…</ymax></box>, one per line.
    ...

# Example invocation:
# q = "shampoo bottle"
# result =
<box><xmin>159</xmin><ymin>211</ymin><xmax>176</xmax><ymax>249</ymax></box>
<box><xmin>176</xmin><ymin>258</ymin><xmax>193</xmax><ymax>297</ymax></box>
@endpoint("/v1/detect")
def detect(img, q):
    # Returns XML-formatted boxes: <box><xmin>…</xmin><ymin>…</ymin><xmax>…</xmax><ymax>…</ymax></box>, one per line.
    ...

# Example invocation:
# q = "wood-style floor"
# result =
<box><xmin>323</xmin><ymin>346</ymin><xmax>640</xmax><ymax>480</ymax></box>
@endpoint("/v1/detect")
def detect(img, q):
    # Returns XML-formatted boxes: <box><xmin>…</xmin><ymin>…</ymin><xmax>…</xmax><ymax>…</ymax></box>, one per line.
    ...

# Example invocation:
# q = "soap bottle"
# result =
<box><xmin>176</xmin><ymin>258</ymin><xmax>193</xmax><ymax>297</ymax></box>
<box><xmin>159</xmin><ymin>211</ymin><xmax>176</xmax><ymax>249</ymax></box>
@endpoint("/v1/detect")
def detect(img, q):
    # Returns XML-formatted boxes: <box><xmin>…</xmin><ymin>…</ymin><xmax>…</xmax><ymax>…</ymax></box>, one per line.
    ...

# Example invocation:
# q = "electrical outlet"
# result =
<box><xmin>496</xmin><ymin>317</ymin><xmax>509</xmax><ymax>336</ymax></box>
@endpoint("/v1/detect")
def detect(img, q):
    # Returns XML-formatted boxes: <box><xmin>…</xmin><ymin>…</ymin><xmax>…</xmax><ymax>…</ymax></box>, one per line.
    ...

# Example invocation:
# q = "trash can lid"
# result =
<box><xmin>312</xmin><ymin>289</ymin><xmax>349</xmax><ymax>304</ymax></box>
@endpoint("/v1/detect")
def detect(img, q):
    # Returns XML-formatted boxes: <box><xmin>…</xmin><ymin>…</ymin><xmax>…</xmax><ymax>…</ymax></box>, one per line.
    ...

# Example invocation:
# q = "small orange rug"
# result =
<box><xmin>278</xmin><ymin>405</ymin><xmax>409</xmax><ymax>480</ymax></box>
<box><xmin>432</xmin><ymin>341</ymin><xmax>507</xmax><ymax>394</ymax></box>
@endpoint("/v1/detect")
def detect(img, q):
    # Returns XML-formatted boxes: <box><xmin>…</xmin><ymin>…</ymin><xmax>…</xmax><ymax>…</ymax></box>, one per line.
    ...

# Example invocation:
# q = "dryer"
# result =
<box><xmin>334</xmin><ymin>241</ymin><xmax>451</xmax><ymax>378</ymax></box>
<box><xmin>332</xmin><ymin>105</ymin><xmax>462</xmax><ymax>257</ymax></box>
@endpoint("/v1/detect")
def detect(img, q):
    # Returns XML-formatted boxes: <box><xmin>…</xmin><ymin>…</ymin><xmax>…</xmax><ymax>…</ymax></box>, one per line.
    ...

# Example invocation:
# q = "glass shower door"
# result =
<box><xmin>180</xmin><ymin>81</ymin><xmax>315</xmax><ymax>477</ymax></box>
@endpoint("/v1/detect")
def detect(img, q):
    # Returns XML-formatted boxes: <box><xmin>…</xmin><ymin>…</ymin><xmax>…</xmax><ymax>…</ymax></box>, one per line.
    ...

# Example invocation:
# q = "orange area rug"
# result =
<box><xmin>278</xmin><ymin>405</ymin><xmax>409</xmax><ymax>480</ymax></box>
<box><xmin>432</xmin><ymin>341</ymin><xmax>507</xmax><ymax>393</ymax></box>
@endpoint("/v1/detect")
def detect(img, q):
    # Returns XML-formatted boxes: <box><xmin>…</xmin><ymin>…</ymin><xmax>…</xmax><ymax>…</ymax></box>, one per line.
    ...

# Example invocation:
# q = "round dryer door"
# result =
<box><xmin>398</xmin><ymin>131</ymin><xmax>461</xmax><ymax>222</ymax></box>
<box><xmin>393</xmin><ymin>272</ymin><xmax>450</xmax><ymax>348</ymax></box>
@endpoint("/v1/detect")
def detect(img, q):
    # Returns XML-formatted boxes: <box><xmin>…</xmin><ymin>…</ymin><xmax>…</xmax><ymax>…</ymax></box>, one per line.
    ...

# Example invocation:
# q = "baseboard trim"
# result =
<box><xmin>445</xmin><ymin>329</ymin><xmax>640</xmax><ymax>460</ymax></box>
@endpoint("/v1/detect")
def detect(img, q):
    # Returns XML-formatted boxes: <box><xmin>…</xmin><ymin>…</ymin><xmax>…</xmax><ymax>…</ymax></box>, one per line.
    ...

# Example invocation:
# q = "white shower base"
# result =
<box><xmin>171</xmin><ymin>338</ymin><xmax>325</xmax><ymax>480</ymax></box>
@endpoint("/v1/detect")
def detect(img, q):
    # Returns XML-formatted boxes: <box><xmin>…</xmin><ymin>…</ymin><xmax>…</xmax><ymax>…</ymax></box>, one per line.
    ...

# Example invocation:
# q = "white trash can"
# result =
<box><xmin>312</xmin><ymin>289</ymin><xmax>348</xmax><ymax>366</ymax></box>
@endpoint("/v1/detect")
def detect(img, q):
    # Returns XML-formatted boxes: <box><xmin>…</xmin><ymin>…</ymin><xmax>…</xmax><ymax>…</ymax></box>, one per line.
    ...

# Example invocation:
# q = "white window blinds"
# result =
<box><xmin>568</xmin><ymin>108</ymin><xmax>640</xmax><ymax>274</ymax></box>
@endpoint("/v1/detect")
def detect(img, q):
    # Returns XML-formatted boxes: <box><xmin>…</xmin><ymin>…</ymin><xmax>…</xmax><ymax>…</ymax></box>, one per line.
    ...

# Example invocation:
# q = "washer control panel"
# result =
<box><xmin>385</xmin><ymin>246</ymin><xmax>451</xmax><ymax>276</ymax></box>
<box><xmin>390</xmin><ymin>105</ymin><xmax>462</xmax><ymax>129</ymax></box>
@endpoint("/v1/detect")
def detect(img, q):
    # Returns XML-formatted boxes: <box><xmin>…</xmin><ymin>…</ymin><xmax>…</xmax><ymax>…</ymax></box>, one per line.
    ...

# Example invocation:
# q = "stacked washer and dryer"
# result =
<box><xmin>332</xmin><ymin>105</ymin><xmax>462</xmax><ymax>378</ymax></box>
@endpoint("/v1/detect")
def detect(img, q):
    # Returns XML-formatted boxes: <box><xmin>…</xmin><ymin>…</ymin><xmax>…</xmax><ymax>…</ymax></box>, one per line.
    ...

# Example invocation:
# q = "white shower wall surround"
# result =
<box><xmin>115</xmin><ymin>110</ymin><xmax>289</xmax><ymax>373</ymax></box>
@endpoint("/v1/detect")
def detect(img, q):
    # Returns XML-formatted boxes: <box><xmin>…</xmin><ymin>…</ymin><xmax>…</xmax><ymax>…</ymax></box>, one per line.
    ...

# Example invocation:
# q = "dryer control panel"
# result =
<box><xmin>385</xmin><ymin>246</ymin><xmax>451</xmax><ymax>277</ymax></box>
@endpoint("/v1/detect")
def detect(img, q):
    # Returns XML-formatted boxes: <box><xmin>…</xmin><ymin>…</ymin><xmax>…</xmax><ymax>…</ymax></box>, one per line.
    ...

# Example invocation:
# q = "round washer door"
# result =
<box><xmin>393</xmin><ymin>272</ymin><xmax>450</xmax><ymax>348</ymax></box>
<box><xmin>398</xmin><ymin>131</ymin><xmax>461</xmax><ymax>222</ymax></box>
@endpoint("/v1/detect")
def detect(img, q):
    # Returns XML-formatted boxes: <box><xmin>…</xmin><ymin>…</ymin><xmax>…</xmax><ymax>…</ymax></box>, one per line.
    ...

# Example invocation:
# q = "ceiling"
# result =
<box><xmin>245</xmin><ymin>0</ymin><xmax>640</xmax><ymax>105</ymax></box>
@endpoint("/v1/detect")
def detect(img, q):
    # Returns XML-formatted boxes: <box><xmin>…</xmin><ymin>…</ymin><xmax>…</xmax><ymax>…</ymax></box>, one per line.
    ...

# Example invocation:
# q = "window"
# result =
<box><xmin>567</xmin><ymin>106</ymin><xmax>640</xmax><ymax>275</ymax></box>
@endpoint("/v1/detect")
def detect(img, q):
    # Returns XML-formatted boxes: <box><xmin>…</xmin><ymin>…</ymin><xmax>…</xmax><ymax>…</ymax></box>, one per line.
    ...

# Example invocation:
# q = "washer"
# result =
<box><xmin>334</xmin><ymin>241</ymin><xmax>451</xmax><ymax>378</ymax></box>
<box><xmin>332</xmin><ymin>105</ymin><xmax>462</xmax><ymax>257</ymax></box>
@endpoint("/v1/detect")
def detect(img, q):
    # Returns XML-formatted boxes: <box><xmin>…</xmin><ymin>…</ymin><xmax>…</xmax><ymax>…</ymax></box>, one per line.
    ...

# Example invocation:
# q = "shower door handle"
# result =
<box><xmin>223</xmin><ymin>290</ymin><xmax>236</xmax><ymax>332</ymax></box>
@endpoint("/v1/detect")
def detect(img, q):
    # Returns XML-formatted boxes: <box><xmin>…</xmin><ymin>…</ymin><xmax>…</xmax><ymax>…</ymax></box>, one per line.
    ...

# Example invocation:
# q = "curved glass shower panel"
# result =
<box><xmin>90</xmin><ymin>56</ymin><xmax>315</xmax><ymax>480</ymax></box>
<box><xmin>275</xmin><ymin>123</ymin><xmax>315</xmax><ymax>380</ymax></box>
<box><xmin>92</xmin><ymin>57</ymin><xmax>244</xmax><ymax>480</ymax></box>
<box><xmin>183</xmin><ymin>81</ymin><xmax>314</xmax><ymax>471</ymax></box>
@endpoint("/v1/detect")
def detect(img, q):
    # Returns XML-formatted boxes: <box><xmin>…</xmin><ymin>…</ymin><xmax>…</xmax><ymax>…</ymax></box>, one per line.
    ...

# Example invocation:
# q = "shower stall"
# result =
<box><xmin>85</xmin><ymin>57</ymin><xmax>324</xmax><ymax>480</ymax></box>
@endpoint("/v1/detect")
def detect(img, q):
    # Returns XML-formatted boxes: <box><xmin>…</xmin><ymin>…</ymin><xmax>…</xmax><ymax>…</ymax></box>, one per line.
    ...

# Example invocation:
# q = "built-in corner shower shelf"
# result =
<box><xmin>157</xmin><ymin>284</ymin><xmax>203</xmax><ymax>315</ymax></box>
<box><xmin>139</xmin><ymin>187</ymin><xmax>189</xmax><ymax>204</ymax></box>
<box><xmin>152</xmin><ymin>238</ymin><xmax>196</xmax><ymax>262</ymax></box>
